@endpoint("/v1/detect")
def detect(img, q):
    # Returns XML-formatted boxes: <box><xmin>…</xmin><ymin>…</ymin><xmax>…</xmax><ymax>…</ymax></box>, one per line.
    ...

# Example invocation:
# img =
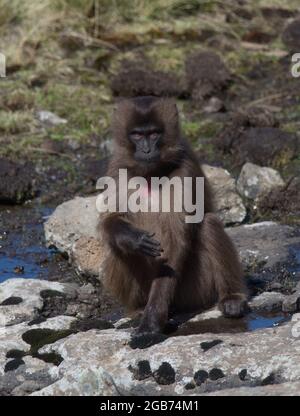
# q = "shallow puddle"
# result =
<box><xmin>0</xmin><ymin>204</ymin><xmax>75</xmax><ymax>283</ymax></box>
<box><xmin>0</xmin><ymin>257</ymin><xmax>46</xmax><ymax>282</ymax></box>
<box><xmin>247</xmin><ymin>312</ymin><xmax>289</xmax><ymax>331</ymax></box>
<box><xmin>170</xmin><ymin>312</ymin><xmax>291</xmax><ymax>336</ymax></box>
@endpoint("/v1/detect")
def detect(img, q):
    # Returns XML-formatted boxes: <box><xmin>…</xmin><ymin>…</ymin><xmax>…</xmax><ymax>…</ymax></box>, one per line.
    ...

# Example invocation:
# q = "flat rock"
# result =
<box><xmin>31</xmin><ymin>314</ymin><xmax>300</xmax><ymax>396</ymax></box>
<box><xmin>249</xmin><ymin>292</ymin><xmax>285</xmax><ymax>312</ymax></box>
<box><xmin>227</xmin><ymin>222</ymin><xmax>300</xmax><ymax>273</ymax></box>
<box><xmin>0</xmin><ymin>278</ymin><xmax>70</xmax><ymax>327</ymax></box>
<box><xmin>0</xmin><ymin>314</ymin><xmax>76</xmax><ymax>376</ymax></box>
<box><xmin>1</xmin><ymin>276</ymin><xmax>300</xmax><ymax>396</ymax></box>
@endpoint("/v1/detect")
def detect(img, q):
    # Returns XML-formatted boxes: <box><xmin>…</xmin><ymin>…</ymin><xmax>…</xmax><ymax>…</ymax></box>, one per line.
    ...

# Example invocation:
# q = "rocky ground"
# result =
<box><xmin>2</xmin><ymin>285</ymin><xmax>300</xmax><ymax>396</ymax></box>
<box><xmin>0</xmin><ymin>0</ymin><xmax>300</xmax><ymax>396</ymax></box>
<box><xmin>0</xmin><ymin>196</ymin><xmax>299</xmax><ymax>396</ymax></box>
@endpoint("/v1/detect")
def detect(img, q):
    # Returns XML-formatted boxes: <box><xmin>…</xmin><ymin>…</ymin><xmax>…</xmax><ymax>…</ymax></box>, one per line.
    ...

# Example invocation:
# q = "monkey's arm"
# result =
<box><xmin>101</xmin><ymin>214</ymin><xmax>162</xmax><ymax>258</ymax></box>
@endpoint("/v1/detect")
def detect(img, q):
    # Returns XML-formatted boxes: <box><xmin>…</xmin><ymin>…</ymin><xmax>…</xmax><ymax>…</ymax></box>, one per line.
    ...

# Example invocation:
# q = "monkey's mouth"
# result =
<box><xmin>134</xmin><ymin>153</ymin><xmax>160</xmax><ymax>163</ymax></box>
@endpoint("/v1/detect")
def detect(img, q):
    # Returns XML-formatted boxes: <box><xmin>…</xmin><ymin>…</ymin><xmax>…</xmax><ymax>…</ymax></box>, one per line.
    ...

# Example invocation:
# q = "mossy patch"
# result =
<box><xmin>182</xmin><ymin>119</ymin><xmax>223</xmax><ymax>144</ymax></box>
<box><xmin>4</xmin><ymin>358</ymin><xmax>25</xmax><ymax>373</ymax></box>
<box><xmin>6</xmin><ymin>349</ymin><xmax>27</xmax><ymax>359</ymax></box>
<box><xmin>40</xmin><ymin>289</ymin><xmax>66</xmax><ymax>299</ymax></box>
<box><xmin>153</xmin><ymin>362</ymin><xmax>176</xmax><ymax>385</ymax></box>
<box><xmin>70</xmin><ymin>318</ymin><xmax>114</xmax><ymax>332</ymax></box>
<box><xmin>22</xmin><ymin>328</ymin><xmax>74</xmax><ymax>353</ymax></box>
<box><xmin>32</xmin><ymin>352</ymin><xmax>64</xmax><ymax>366</ymax></box>
<box><xmin>0</xmin><ymin>296</ymin><xmax>23</xmax><ymax>306</ymax></box>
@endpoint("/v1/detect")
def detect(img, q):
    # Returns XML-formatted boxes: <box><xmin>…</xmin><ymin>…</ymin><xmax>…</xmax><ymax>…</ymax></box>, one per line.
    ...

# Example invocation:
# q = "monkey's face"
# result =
<box><xmin>113</xmin><ymin>96</ymin><xmax>181</xmax><ymax>171</ymax></box>
<box><xmin>129</xmin><ymin>124</ymin><xmax>162</xmax><ymax>163</ymax></box>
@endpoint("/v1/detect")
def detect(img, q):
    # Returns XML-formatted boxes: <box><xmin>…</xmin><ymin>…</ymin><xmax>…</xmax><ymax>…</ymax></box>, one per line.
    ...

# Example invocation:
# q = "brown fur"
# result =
<box><xmin>99</xmin><ymin>96</ymin><xmax>247</xmax><ymax>334</ymax></box>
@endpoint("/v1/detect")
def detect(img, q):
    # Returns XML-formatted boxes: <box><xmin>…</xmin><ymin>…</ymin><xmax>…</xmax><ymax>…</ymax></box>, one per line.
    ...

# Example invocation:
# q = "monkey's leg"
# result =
<box><xmin>200</xmin><ymin>213</ymin><xmax>248</xmax><ymax>318</ymax></box>
<box><xmin>137</xmin><ymin>275</ymin><xmax>176</xmax><ymax>334</ymax></box>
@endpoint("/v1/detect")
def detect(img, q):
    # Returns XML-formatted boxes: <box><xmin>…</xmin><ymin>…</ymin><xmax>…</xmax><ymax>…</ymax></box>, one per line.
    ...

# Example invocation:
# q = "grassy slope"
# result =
<box><xmin>0</xmin><ymin>0</ymin><xmax>299</xmax><ymax>175</ymax></box>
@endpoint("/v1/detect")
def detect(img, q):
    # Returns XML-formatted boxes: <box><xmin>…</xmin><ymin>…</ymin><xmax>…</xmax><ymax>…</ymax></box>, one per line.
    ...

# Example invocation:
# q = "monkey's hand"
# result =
<box><xmin>116</xmin><ymin>228</ymin><xmax>163</xmax><ymax>258</ymax></box>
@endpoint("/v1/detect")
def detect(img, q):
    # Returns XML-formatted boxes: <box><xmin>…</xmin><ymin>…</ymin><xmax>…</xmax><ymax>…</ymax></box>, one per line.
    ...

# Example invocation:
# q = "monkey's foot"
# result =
<box><xmin>135</xmin><ymin>306</ymin><xmax>168</xmax><ymax>335</ymax></box>
<box><xmin>219</xmin><ymin>294</ymin><xmax>248</xmax><ymax>318</ymax></box>
<box><xmin>135</xmin><ymin>319</ymin><xmax>162</xmax><ymax>336</ymax></box>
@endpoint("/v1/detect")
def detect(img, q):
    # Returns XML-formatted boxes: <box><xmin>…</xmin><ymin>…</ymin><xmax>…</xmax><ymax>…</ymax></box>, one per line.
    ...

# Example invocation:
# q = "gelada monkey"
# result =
<box><xmin>99</xmin><ymin>96</ymin><xmax>248</xmax><ymax>335</ymax></box>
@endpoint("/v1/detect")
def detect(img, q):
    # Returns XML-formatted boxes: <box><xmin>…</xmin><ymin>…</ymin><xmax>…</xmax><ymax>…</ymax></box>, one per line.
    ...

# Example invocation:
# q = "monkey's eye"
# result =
<box><xmin>130</xmin><ymin>133</ymin><xmax>143</xmax><ymax>141</ymax></box>
<box><xmin>149</xmin><ymin>132</ymin><xmax>159</xmax><ymax>140</ymax></box>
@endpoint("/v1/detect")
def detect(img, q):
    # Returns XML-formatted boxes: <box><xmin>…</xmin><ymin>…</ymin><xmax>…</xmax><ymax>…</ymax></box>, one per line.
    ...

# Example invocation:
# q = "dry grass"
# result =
<box><xmin>0</xmin><ymin>110</ymin><xmax>34</xmax><ymax>134</ymax></box>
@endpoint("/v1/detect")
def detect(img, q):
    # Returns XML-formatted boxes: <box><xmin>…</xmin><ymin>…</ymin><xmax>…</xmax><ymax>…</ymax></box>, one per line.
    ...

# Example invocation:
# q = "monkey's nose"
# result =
<box><xmin>143</xmin><ymin>144</ymin><xmax>151</xmax><ymax>153</ymax></box>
